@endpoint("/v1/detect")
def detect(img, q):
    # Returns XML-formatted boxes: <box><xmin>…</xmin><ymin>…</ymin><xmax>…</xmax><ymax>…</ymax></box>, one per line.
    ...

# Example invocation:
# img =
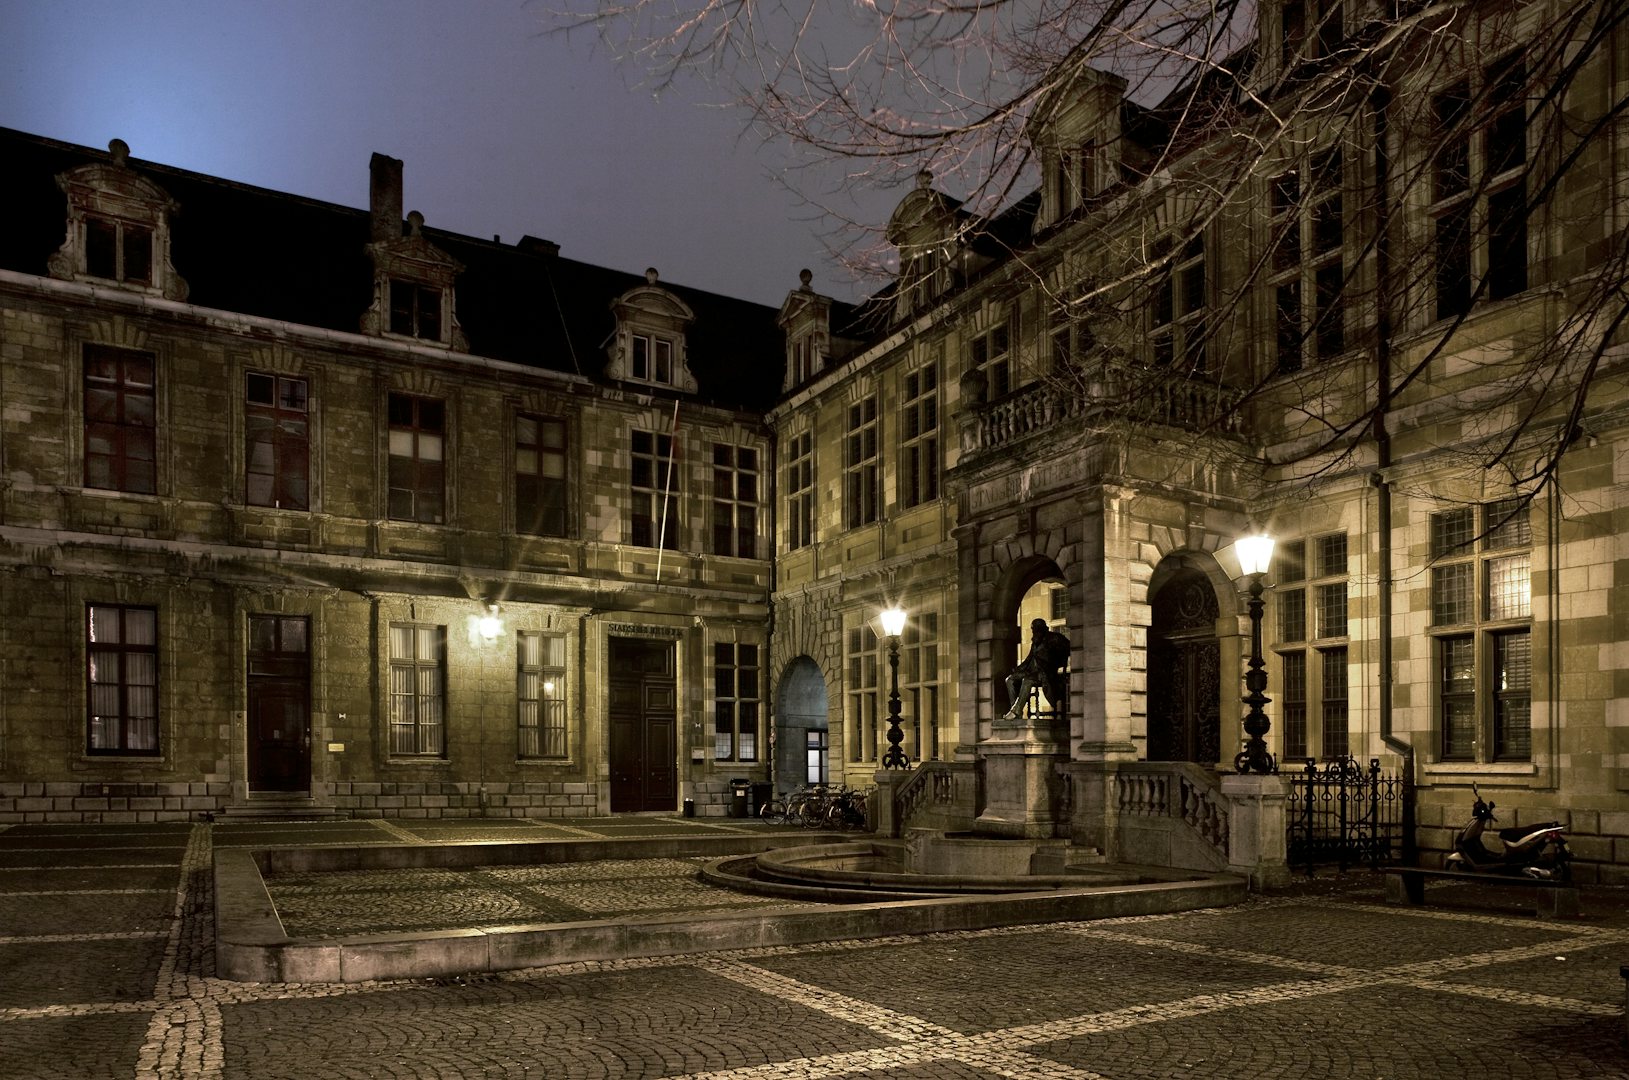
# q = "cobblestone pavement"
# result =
<box><xmin>4</xmin><ymin>818</ymin><xmax>1629</xmax><ymax>1079</ymax></box>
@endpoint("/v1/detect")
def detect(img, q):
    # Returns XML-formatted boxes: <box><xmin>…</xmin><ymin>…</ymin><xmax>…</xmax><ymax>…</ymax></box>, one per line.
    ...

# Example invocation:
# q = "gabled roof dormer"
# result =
<box><xmin>1025</xmin><ymin>66</ymin><xmax>1128</xmax><ymax>231</ymax></box>
<box><xmin>361</xmin><ymin>153</ymin><xmax>468</xmax><ymax>350</ymax></box>
<box><xmin>605</xmin><ymin>268</ymin><xmax>699</xmax><ymax>393</ymax></box>
<box><xmin>777</xmin><ymin>269</ymin><xmax>832</xmax><ymax>392</ymax></box>
<box><xmin>886</xmin><ymin>170</ymin><xmax>963</xmax><ymax>322</ymax></box>
<box><xmin>48</xmin><ymin>139</ymin><xmax>188</xmax><ymax>301</ymax></box>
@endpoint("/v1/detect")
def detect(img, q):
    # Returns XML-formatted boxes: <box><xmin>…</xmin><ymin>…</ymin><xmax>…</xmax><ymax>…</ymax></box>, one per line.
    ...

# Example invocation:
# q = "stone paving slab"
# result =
<box><xmin>0</xmin><ymin>849</ymin><xmax>188</xmax><ymax>869</ymax></box>
<box><xmin>0</xmin><ymin>938</ymin><xmax>166</xmax><ymax>1008</ymax></box>
<box><xmin>1028</xmin><ymin>980</ymin><xmax>1624</xmax><ymax>1079</ymax></box>
<box><xmin>0</xmin><ymin>1013</ymin><xmax>154</xmax><ymax>1080</ymax></box>
<box><xmin>218</xmin><ymin>964</ymin><xmax>898</xmax><ymax>1079</ymax></box>
<box><xmin>0</xmin><ymin>892</ymin><xmax>174</xmax><ymax>937</ymax></box>
<box><xmin>0</xmin><ymin>866</ymin><xmax>180</xmax><ymax>894</ymax></box>
<box><xmin>746</xmin><ymin>926</ymin><xmax>1312</xmax><ymax>1035</ymax></box>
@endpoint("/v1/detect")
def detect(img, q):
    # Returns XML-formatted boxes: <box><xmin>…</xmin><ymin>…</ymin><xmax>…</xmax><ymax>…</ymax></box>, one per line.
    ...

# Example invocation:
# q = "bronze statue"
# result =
<box><xmin>1001</xmin><ymin>618</ymin><xmax>1070</xmax><ymax>720</ymax></box>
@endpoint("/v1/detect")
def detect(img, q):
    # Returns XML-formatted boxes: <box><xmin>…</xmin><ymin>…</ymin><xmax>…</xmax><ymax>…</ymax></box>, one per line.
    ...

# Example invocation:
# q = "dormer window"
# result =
<box><xmin>389</xmin><ymin>279</ymin><xmax>443</xmax><ymax>341</ymax></box>
<box><xmin>85</xmin><ymin>217</ymin><xmax>152</xmax><ymax>285</ymax></box>
<box><xmin>49</xmin><ymin>139</ymin><xmax>186</xmax><ymax>300</ymax></box>
<box><xmin>631</xmin><ymin>334</ymin><xmax>675</xmax><ymax>385</ymax></box>
<box><xmin>363</xmin><ymin>155</ymin><xmax>467</xmax><ymax>350</ymax></box>
<box><xmin>606</xmin><ymin>270</ymin><xmax>700</xmax><ymax>393</ymax></box>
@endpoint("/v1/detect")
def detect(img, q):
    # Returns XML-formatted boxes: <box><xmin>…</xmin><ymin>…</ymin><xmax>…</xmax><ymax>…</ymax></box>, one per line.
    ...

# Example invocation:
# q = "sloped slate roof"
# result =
<box><xmin>0</xmin><ymin>127</ymin><xmax>786</xmax><ymax>412</ymax></box>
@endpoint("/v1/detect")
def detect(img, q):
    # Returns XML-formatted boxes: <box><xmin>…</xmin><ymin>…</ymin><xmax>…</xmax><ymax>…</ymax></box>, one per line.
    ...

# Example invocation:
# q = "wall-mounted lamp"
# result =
<box><xmin>478</xmin><ymin>603</ymin><xmax>504</xmax><ymax>643</ymax></box>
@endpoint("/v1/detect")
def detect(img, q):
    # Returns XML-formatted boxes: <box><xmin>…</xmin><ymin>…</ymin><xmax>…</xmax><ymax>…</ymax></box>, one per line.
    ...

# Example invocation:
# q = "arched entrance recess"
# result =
<box><xmin>1146</xmin><ymin>559</ymin><xmax>1223</xmax><ymax>764</ymax></box>
<box><xmin>774</xmin><ymin>657</ymin><xmax>828</xmax><ymax>791</ymax></box>
<box><xmin>992</xmin><ymin>555</ymin><xmax>1068</xmax><ymax>718</ymax></box>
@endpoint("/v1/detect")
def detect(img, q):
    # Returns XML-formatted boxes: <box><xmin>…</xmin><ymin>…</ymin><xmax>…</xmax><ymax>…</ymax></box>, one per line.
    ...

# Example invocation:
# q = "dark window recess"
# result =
<box><xmin>85</xmin><ymin>217</ymin><xmax>152</xmax><ymax>284</ymax></box>
<box><xmin>387</xmin><ymin>393</ymin><xmax>446</xmax><ymax>523</ymax></box>
<box><xmin>84</xmin><ymin>345</ymin><xmax>156</xmax><ymax>494</ymax></box>
<box><xmin>516</xmin><ymin>414</ymin><xmax>567</xmax><ymax>537</ymax></box>
<box><xmin>389</xmin><ymin>280</ymin><xmax>443</xmax><ymax>341</ymax></box>
<box><xmin>245</xmin><ymin>373</ymin><xmax>309</xmax><ymax>510</ymax></box>
<box><xmin>87</xmin><ymin>604</ymin><xmax>160</xmax><ymax>755</ymax></box>
<box><xmin>630</xmin><ymin>429</ymin><xmax>678</xmax><ymax>549</ymax></box>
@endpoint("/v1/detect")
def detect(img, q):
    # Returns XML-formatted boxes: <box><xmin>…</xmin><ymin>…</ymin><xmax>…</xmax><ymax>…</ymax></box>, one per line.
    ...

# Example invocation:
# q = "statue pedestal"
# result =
<box><xmin>1220</xmin><ymin>772</ymin><xmax>1292</xmax><ymax>889</ymax></box>
<box><xmin>973</xmin><ymin>714</ymin><xmax>1069</xmax><ymax>838</ymax></box>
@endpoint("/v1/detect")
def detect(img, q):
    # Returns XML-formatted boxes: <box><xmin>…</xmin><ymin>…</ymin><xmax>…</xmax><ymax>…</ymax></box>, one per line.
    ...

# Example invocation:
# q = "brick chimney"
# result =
<box><xmin>369</xmin><ymin>153</ymin><xmax>403</xmax><ymax>243</ymax></box>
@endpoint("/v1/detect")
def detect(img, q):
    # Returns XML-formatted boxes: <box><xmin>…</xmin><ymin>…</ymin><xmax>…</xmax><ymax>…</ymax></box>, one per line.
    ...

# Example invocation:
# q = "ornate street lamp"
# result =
<box><xmin>1230</xmin><ymin>532</ymin><xmax>1276</xmax><ymax>774</ymax></box>
<box><xmin>878</xmin><ymin>604</ymin><xmax>910</xmax><ymax>771</ymax></box>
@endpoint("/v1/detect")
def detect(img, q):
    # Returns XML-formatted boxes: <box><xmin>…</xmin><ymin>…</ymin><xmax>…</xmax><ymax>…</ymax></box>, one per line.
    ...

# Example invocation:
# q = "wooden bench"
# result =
<box><xmin>1381</xmin><ymin>866</ymin><xmax>1579</xmax><ymax>918</ymax></box>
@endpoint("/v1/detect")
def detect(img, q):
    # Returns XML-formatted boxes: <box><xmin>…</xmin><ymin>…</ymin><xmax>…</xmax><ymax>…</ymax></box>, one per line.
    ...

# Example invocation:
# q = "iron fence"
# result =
<box><xmin>1287</xmin><ymin>756</ymin><xmax>1410</xmax><ymax>874</ymax></box>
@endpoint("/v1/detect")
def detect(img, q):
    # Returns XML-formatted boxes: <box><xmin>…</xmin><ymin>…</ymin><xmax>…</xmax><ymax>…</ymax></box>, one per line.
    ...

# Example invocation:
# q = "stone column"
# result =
<box><xmin>871</xmin><ymin>769</ymin><xmax>911</xmax><ymax>838</ymax></box>
<box><xmin>1220</xmin><ymin>772</ymin><xmax>1292</xmax><ymax>888</ymax></box>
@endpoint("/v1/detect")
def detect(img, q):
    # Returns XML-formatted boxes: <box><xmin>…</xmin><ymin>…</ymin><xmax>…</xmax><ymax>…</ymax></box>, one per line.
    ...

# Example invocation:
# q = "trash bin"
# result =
<box><xmin>682</xmin><ymin>797</ymin><xmax>695</xmax><ymax>818</ymax></box>
<box><xmin>750</xmin><ymin>782</ymin><xmax>773</xmax><ymax>818</ymax></box>
<box><xmin>728</xmin><ymin>779</ymin><xmax>751</xmax><ymax>818</ymax></box>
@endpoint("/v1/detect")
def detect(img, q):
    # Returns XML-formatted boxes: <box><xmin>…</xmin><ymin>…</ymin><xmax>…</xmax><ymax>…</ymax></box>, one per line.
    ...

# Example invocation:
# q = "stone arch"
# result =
<box><xmin>991</xmin><ymin>553</ymin><xmax>1069</xmax><ymax>717</ymax></box>
<box><xmin>773</xmin><ymin>656</ymin><xmax>828</xmax><ymax>792</ymax></box>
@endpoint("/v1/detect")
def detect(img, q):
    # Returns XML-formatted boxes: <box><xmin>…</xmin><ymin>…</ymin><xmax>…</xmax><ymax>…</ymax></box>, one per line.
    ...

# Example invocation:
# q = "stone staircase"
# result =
<box><xmin>218</xmin><ymin>793</ymin><xmax>343</xmax><ymax>821</ymax></box>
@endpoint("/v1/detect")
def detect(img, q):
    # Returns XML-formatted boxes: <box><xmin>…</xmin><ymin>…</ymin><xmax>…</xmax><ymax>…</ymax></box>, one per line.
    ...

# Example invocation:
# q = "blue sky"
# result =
<box><xmin>1</xmin><ymin>0</ymin><xmax>880</xmax><ymax>306</ymax></box>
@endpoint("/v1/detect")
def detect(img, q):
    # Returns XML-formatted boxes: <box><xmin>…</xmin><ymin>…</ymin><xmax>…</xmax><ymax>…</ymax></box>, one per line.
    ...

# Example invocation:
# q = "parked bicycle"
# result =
<box><xmin>759</xmin><ymin>783</ymin><xmax>826</xmax><ymax>826</ymax></box>
<box><xmin>823</xmin><ymin>786</ymin><xmax>871</xmax><ymax>830</ymax></box>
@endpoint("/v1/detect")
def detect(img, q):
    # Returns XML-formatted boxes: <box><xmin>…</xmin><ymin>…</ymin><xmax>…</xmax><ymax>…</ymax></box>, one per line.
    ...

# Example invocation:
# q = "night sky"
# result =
<box><xmin>1</xmin><ymin>0</ymin><xmax>879</xmax><ymax>307</ymax></box>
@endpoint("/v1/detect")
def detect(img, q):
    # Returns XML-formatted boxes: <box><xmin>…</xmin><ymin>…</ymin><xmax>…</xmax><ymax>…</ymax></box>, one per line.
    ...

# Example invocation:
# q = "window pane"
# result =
<box><xmin>1432</xmin><ymin>508</ymin><xmax>1475</xmax><ymax>556</ymax></box>
<box><xmin>1432</xmin><ymin>563</ymin><xmax>1474</xmax><ymax>624</ymax></box>
<box><xmin>1486</xmin><ymin>554</ymin><xmax>1531</xmax><ymax>620</ymax></box>
<box><xmin>1278</xmin><ymin>589</ymin><xmax>1306</xmax><ymax>644</ymax></box>
<box><xmin>1493</xmin><ymin>629</ymin><xmax>1531</xmax><ymax>760</ymax></box>
<box><xmin>1315</xmin><ymin>583</ymin><xmax>1347</xmax><ymax>638</ymax></box>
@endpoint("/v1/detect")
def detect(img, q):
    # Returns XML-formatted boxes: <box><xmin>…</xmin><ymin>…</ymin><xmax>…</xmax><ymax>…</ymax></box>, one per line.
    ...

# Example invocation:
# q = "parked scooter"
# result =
<box><xmin>1444</xmin><ymin>785</ymin><xmax>1571</xmax><ymax>880</ymax></box>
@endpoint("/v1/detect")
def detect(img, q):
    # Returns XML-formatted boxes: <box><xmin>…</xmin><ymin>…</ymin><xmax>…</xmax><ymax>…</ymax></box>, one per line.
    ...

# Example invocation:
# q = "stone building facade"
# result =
<box><xmin>0</xmin><ymin>132</ymin><xmax>781</xmax><ymax>820</ymax></box>
<box><xmin>765</xmin><ymin>0</ymin><xmax>1629</xmax><ymax>880</ymax></box>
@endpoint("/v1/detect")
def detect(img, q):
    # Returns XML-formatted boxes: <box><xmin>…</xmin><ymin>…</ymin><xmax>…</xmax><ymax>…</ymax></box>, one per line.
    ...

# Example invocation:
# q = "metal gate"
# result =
<box><xmin>1288</xmin><ymin>757</ymin><xmax>1410</xmax><ymax>873</ymax></box>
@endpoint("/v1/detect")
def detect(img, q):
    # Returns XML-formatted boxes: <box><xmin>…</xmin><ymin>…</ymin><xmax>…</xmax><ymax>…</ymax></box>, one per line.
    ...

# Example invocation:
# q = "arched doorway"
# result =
<box><xmin>1147</xmin><ymin>565</ymin><xmax>1222</xmax><ymax>764</ymax></box>
<box><xmin>774</xmin><ymin>657</ymin><xmax>828</xmax><ymax>792</ymax></box>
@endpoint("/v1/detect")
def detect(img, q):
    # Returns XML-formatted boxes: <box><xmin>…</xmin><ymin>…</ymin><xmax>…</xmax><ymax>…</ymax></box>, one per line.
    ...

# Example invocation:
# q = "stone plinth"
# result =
<box><xmin>974</xmin><ymin>714</ymin><xmax>1069</xmax><ymax>838</ymax></box>
<box><xmin>1219</xmin><ymin>772</ymin><xmax>1292</xmax><ymax>889</ymax></box>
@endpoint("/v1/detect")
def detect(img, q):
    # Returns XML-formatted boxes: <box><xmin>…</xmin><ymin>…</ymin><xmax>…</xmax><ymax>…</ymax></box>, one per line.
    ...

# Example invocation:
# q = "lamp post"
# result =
<box><xmin>879</xmin><ymin>605</ymin><xmax>910</xmax><ymax>771</ymax></box>
<box><xmin>1230</xmin><ymin>533</ymin><xmax>1276</xmax><ymax>775</ymax></box>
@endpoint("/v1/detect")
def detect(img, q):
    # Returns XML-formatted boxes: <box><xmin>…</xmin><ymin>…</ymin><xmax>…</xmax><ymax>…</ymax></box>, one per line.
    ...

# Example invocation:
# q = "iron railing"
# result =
<box><xmin>1288</xmin><ymin>756</ymin><xmax>1410</xmax><ymax>874</ymax></box>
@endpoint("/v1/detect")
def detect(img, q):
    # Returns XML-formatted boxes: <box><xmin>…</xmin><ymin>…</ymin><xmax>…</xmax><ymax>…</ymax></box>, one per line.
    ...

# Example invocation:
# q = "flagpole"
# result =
<box><xmin>655</xmin><ymin>399</ymin><xmax>679</xmax><ymax>581</ymax></box>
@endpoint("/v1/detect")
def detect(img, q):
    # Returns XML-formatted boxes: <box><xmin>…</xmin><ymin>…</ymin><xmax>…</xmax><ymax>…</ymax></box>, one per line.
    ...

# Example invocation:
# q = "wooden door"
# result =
<box><xmin>1147</xmin><ymin>570</ymin><xmax>1222</xmax><ymax>764</ymax></box>
<box><xmin>608</xmin><ymin>637</ymin><xmax>677</xmax><ymax>812</ymax></box>
<box><xmin>247</xmin><ymin>615</ymin><xmax>311</xmax><ymax>792</ymax></box>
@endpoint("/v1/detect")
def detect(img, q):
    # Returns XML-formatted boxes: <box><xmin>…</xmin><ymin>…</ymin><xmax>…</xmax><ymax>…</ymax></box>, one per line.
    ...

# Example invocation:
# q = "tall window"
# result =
<box><xmin>630</xmin><ymin>429</ymin><xmax>678</xmax><ymax>548</ymax></box>
<box><xmin>84</xmin><ymin>345</ymin><xmax>156</xmax><ymax>494</ymax></box>
<box><xmin>969</xmin><ymin>322</ymin><xmax>1012</xmax><ymax>399</ymax></box>
<box><xmin>245</xmin><ymin>373</ymin><xmax>309</xmax><ymax>510</ymax></box>
<box><xmin>846</xmin><ymin>622</ymin><xmax>879</xmax><ymax>763</ymax></box>
<box><xmin>518</xmin><ymin>631</ymin><xmax>567</xmax><ymax>758</ymax></box>
<box><xmin>387</xmin><ymin>393</ymin><xmax>445</xmax><ymax>523</ymax></box>
<box><xmin>516</xmin><ymin>414</ymin><xmax>567</xmax><ymax>537</ymax></box>
<box><xmin>389</xmin><ymin>280</ymin><xmax>443</xmax><ymax>341</ymax></box>
<box><xmin>714</xmin><ymin>642</ymin><xmax>761</xmax><ymax>761</ymax></box>
<box><xmin>786</xmin><ymin>429</ymin><xmax>815</xmax><ymax>550</ymax></box>
<box><xmin>85</xmin><ymin>216</ymin><xmax>153</xmax><ymax>285</ymax></box>
<box><xmin>1150</xmin><ymin>236</ymin><xmax>1208</xmax><ymax>374</ymax></box>
<box><xmin>900</xmin><ymin>361</ymin><xmax>940</xmax><ymax>508</ymax></box>
<box><xmin>1271</xmin><ymin>147</ymin><xmax>1345</xmax><ymax>374</ymax></box>
<box><xmin>1432</xmin><ymin>54</ymin><xmax>1529</xmax><ymax>321</ymax></box>
<box><xmin>844</xmin><ymin>396</ymin><xmax>879</xmax><ymax>529</ymax></box>
<box><xmin>388</xmin><ymin>623</ymin><xmax>445</xmax><ymax>756</ymax></box>
<box><xmin>1273</xmin><ymin>532</ymin><xmax>1349</xmax><ymax>760</ymax></box>
<box><xmin>711</xmin><ymin>444</ymin><xmax>759</xmax><ymax>558</ymax></box>
<box><xmin>902</xmin><ymin>612</ymin><xmax>940</xmax><ymax>762</ymax></box>
<box><xmin>1431</xmin><ymin>498</ymin><xmax>1532</xmax><ymax>760</ymax></box>
<box><xmin>87</xmin><ymin>604</ymin><xmax>158</xmax><ymax>755</ymax></box>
